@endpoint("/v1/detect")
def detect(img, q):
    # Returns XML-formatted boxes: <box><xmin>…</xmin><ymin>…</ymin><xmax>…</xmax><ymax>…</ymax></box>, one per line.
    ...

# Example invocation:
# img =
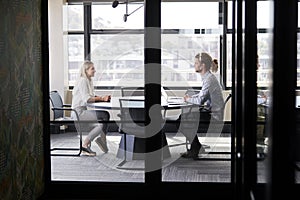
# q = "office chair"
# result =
<box><xmin>116</xmin><ymin>98</ymin><xmax>146</xmax><ymax>170</ymax></box>
<box><xmin>116</xmin><ymin>98</ymin><xmax>171</xmax><ymax>169</ymax></box>
<box><xmin>180</xmin><ymin>88</ymin><xmax>210</xmax><ymax>149</ymax></box>
<box><xmin>117</xmin><ymin>86</ymin><xmax>145</xmax><ymax>132</ymax></box>
<box><xmin>182</xmin><ymin>93</ymin><xmax>232</xmax><ymax>160</ymax></box>
<box><xmin>120</xmin><ymin>86</ymin><xmax>144</xmax><ymax>97</ymax></box>
<box><xmin>49</xmin><ymin>91</ymin><xmax>82</xmax><ymax>156</ymax></box>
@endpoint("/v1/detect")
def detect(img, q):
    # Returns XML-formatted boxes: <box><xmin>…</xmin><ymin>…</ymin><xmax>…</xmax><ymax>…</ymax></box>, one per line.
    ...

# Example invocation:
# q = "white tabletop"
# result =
<box><xmin>88</xmin><ymin>96</ymin><xmax>188</xmax><ymax>110</ymax></box>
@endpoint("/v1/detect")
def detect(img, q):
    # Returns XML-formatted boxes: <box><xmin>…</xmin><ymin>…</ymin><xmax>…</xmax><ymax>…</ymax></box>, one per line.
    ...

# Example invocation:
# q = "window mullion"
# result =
<box><xmin>84</xmin><ymin>3</ymin><xmax>91</xmax><ymax>60</ymax></box>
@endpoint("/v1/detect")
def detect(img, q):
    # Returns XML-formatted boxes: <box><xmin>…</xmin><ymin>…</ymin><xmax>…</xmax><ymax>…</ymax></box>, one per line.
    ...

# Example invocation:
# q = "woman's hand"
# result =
<box><xmin>183</xmin><ymin>94</ymin><xmax>190</xmax><ymax>102</ymax></box>
<box><xmin>94</xmin><ymin>95</ymin><xmax>111</xmax><ymax>102</ymax></box>
<box><xmin>102</xmin><ymin>95</ymin><xmax>111</xmax><ymax>102</ymax></box>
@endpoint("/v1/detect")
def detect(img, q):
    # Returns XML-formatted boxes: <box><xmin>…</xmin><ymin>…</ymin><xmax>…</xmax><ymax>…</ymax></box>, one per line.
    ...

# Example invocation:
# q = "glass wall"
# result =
<box><xmin>47</xmin><ymin>0</ymin><xmax>300</xmax><ymax>198</ymax></box>
<box><xmin>226</xmin><ymin>1</ymin><xmax>273</xmax><ymax>88</ymax></box>
<box><xmin>49</xmin><ymin>1</ymin><xmax>232</xmax><ymax>184</ymax></box>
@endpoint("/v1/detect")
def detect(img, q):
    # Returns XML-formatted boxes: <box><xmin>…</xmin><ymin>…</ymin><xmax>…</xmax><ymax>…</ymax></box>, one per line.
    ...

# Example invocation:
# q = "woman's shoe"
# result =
<box><xmin>180</xmin><ymin>147</ymin><xmax>205</xmax><ymax>159</ymax></box>
<box><xmin>81</xmin><ymin>146</ymin><xmax>96</xmax><ymax>156</ymax></box>
<box><xmin>180</xmin><ymin>150</ymin><xmax>198</xmax><ymax>159</ymax></box>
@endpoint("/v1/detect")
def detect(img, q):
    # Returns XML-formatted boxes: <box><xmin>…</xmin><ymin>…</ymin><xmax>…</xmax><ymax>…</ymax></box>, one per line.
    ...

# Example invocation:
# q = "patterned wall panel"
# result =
<box><xmin>0</xmin><ymin>0</ymin><xmax>44</xmax><ymax>199</ymax></box>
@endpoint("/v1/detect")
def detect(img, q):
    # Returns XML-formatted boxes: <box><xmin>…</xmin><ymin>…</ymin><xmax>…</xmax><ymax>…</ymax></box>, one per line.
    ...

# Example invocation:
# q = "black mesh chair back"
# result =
<box><xmin>121</xmin><ymin>86</ymin><xmax>144</xmax><ymax>97</ymax></box>
<box><xmin>117</xmin><ymin>98</ymin><xmax>170</xmax><ymax>168</ymax></box>
<box><xmin>116</xmin><ymin>98</ymin><xmax>146</xmax><ymax>168</ymax></box>
<box><xmin>50</xmin><ymin>91</ymin><xmax>65</xmax><ymax>120</ymax></box>
<box><xmin>119</xmin><ymin>98</ymin><xmax>145</xmax><ymax>137</ymax></box>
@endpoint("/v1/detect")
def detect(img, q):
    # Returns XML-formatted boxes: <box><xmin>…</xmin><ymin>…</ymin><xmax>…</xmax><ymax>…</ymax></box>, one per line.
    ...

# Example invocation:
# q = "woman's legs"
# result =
<box><xmin>94</xmin><ymin>111</ymin><xmax>110</xmax><ymax>153</ymax></box>
<box><xmin>96</xmin><ymin>110</ymin><xmax>110</xmax><ymax>135</ymax></box>
<box><xmin>79</xmin><ymin>110</ymin><xmax>110</xmax><ymax>154</ymax></box>
<box><xmin>83</xmin><ymin>124</ymin><xmax>103</xmax><ymax>147</ymax></box>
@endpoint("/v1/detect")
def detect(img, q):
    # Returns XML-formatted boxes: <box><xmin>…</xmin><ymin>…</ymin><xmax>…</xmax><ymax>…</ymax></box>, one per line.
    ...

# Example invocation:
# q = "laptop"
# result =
<box><xmin>161</xmin><ymin>87</ymin><xmax>184</xmax><ymax>105</ymax></box>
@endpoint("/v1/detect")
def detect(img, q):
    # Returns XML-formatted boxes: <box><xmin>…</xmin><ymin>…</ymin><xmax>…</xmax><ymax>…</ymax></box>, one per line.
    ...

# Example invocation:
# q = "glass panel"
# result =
<box><xmin>227</xmin><ymin>5</ymin><xmax>273</xmax><ymax>88</ymax></box>
<box><xmin>90</xmin><ymin>34</ymin><xmax>144</xmax><ymax>88</ymax></box>
<box><xmin>92</xmin><ymin>4</ymin><xmax>144</xmax><ymax>29</ymax></box>
<box><xmin>53</xmin><ymin>33</ymin><xmax>146</xmax><ymax>183</ymax></box>
<box><xmin>67</xmin><ymin>4</ymin><xmax>84</xmax><ymax>31</ymax></box>
<box><xmin>296</xmin><ymin>3</ymin><xmax>300</xmax><ymax>184</ymax></box>
<box><xmin>228</xmin><ymin>1</ymin><xmax>272</xmax><ymax>29</ymax></box>
<box><xmin>299</xmin><ymin>3</ymin><xmax>300</xmax><ymax>28</ymax></box>
<box><xmin>88</xmin><ymin>32</ymin><xmax>221</xmax><ymax>88</ymax></box>
<box><xmin>257</xmin><ymin>33</ymin><xmax>273</xmax><ymax>88</ymax></box>
<box><xmin>162</xmin><ymin>34</ymin><xmax>221</xmax><ymax>87</ymax></box>
<box><xmin>67</xmin><ymin>34</ymin><xmax>84</xmax><ymax>86</ymax></box>
<box><xmin>161</xmin><ymin>2</ymin><xmax>219</xmax><ymax>29</ymax></box>
<box><xmin>298</xmin><ymin>33</ymin><xmax>300</xmax><ymax>87</ymax></box>
<box><xmin>226</xmin><ymin>34</ymin><xmax>232</xmax><ymax>87</ymax></box>
<box><xmin>257</xmin><ymin>1</ymin><xmax>273</xmax><ymax>29</ymax></box>
<box><xmin>161</xmin><ymin>2</ymin><xmax>231</xmax><ymax>183</ymax></box>
<box><xmin>227</xmin><ymin>1</ymin><xmax>233</xmax><ymax>29</ymax></box>
<box><xmin>256</xmin><ymin>1</ymin><xmax>273</xmax><ymax>184</ymax></box>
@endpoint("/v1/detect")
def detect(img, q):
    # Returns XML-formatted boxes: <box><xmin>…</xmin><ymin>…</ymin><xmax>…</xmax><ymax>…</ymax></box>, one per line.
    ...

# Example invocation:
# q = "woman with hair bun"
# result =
<box><xmin>178</xmin><ymin>52</ymin><xmax>224</xmax><ymax>159</ymax></box>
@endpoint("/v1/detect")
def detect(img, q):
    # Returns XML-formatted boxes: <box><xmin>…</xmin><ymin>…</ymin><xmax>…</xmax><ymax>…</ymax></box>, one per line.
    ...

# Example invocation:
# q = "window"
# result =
<box><xmin>226</xmin><ymin>1</ymin><xmax>273</xmax><ymax>88</ymax></box>
<box><xmin>65</xmin><ymin>2</ymin><xmax>222</xmax><ymax>88</ymax></box>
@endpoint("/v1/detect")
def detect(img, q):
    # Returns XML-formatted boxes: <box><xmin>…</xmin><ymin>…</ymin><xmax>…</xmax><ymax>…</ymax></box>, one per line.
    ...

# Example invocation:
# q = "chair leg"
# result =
<box><xmin>185</xmin><ymin>138</ymin><xmax>210</xmax><ymax>151</ymax></box>
<box><xmin>50</xmin><ymin>126</ymin><xmax>82</xmax><ymax>156</ymax></box>
<box><xmin>117</xmin><ymin>133</ymin><xmax>127</xmax><ymax>168</ymax></box>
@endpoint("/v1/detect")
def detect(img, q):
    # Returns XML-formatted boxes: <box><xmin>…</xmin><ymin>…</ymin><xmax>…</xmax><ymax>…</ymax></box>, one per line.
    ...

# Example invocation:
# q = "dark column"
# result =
<box><xmin>270</xmin><ymin>1</ymin><xmax>297</xmax><ymax>199</ymax></box>
<box><xmin>144</xmin><ymin>0</ymin><xmax>162</xmax><ymax>186</ymax></box>
<box><xmin>244</xmin><ymin>0</ymin><xmax>258</xmax><ymax>198</ymax></box>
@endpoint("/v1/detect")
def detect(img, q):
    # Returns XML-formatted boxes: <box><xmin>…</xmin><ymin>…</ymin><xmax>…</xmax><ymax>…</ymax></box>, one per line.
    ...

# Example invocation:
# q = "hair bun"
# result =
<box><xmin>211</xmin><ymin>58</ymin><xmax>218</xmax><ymax>72</ymax></box>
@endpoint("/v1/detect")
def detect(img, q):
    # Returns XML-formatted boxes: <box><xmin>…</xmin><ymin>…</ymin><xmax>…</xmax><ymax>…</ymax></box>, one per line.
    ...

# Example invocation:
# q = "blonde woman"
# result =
<box><xmin>71</xmin><ymin>60</ymin><xmax>111</xmax><ymax>156</ymax></box>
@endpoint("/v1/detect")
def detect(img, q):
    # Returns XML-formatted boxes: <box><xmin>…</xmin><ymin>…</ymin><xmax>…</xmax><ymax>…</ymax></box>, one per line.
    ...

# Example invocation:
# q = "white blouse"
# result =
<box><xmin>71</xmin><ymin>77</ymin><xmax>95</xmax><ymax>117</ymax></box>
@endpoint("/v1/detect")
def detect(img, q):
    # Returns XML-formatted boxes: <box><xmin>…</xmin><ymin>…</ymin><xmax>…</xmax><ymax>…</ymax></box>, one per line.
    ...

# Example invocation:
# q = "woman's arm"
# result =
<box><xmin>87</xmin><ymin>95</ymin><xmax>111</xmax><ymax>102</ymax></box>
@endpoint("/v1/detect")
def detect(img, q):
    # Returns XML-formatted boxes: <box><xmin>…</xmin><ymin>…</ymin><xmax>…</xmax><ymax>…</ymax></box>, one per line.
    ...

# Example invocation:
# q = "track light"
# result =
<box><xmin>112</xmin><ymin>0</ymin><xmax>121</xmax><ymax>8</ymax></box>
<box><xmin>112</xmin><ymin>0</ymin><xmax>144</xmax><ymax>22</ymax></box>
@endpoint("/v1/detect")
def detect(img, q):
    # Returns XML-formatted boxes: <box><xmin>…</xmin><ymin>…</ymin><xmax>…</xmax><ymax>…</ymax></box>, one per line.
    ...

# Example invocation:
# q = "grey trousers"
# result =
<box><xmin>74</xmin><ymin>109</ymin><xmax>110</xmax><ymax>142</ymax></box>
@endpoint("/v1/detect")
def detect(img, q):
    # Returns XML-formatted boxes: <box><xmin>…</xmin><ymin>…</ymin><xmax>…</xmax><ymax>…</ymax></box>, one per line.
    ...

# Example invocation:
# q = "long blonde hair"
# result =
<box><xmin>80</xmin><ymin>60</ymin><xmax>94</xmax><ymax>80</ymax></box>
<box><xmin>78</xmin><ymin>60</ymin><xmax>94</xmax><ymax>95</ymax></box>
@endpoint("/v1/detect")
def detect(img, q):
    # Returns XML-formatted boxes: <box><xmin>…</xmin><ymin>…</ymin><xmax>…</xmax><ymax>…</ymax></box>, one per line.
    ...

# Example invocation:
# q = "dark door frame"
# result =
<box><xmin>42</xmin><ymin>0</ymin><xmax>300</xmax><ymax>199</ymax></box>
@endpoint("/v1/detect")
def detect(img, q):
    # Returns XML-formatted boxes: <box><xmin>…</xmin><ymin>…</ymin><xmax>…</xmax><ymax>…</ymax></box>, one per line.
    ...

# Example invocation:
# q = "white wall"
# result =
<box><xmin>48</xmin><ymin>0</ymin><xmax>67</xmax><ymax>99</ymax></box>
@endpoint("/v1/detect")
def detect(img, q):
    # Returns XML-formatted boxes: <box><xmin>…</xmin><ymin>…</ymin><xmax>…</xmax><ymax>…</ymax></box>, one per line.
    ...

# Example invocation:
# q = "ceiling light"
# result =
<box><xmin>112</xmin><ymin>0</ymin><xmax>144</xmax><ymax>22</ymax></box>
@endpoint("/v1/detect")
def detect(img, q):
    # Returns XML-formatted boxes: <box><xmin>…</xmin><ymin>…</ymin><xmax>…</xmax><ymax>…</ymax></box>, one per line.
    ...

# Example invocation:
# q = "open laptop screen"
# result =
<box><xmin>161</xmin><ymin>87</ymin><xmax>184</xmax><ymax>104</ymax></box>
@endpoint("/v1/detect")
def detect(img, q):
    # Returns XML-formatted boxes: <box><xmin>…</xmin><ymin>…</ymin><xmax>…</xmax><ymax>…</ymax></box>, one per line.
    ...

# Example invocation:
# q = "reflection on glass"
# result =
<box><xmin>162</xmin><ymin>34</ymin><xmax>221</xmax><ymax>87</ymax></box>
<box><xmin>67</xmin><ymin>4</ymin><xmax>84</xmax><ymax>31</ymax></box>
<box><xmin>227</xmin><ymin>1</ymin><xmax>273</xmax><ymax>29</ymax></box>
<box><xmin>256</xmin><ymin>0</ymin><xmax>274</xmax><ymax>184</ymax></box>
<box><xmin>161</xmin><ymin>2</ymin><xmax>219</xmax><ymax>29</ymax></box>
<box><xmin>90</xmin><ymin>34</ymin><xmax>144</xmax><ymax>87</ymax></box>
<box><xmin>59</xmin><ymin>1</ymin><xmax>233</xmax><ymax>183</ymax></box>
<box><xmin>92</xmin><ymin>4</ymin><xmax>144</xmax><ymax>29</ymax></box>
<box><xmin>67</xmin><ymin>34</ymin><xmax>84</xmax><ymax>86</ymax></box>
<box><xmin>161</xmin><ymin>2</ymin><xmax>231</xmax><ymax>183</ymax></box>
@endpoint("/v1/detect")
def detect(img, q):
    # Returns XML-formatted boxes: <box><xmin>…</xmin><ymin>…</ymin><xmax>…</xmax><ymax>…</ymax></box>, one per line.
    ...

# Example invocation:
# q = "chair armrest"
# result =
<box><xmin>51</xmin><ymin>107</ymin><xmax>73</xmax><ymax>111</ymax></box>
<box><xmin>62</xmin><ymin>104</ymin><xmax>71</xmax><ymax>107</ymax></box>
<box><xmin>51</xmin><ymin>107</ymin><xmax>80</xmax><ymax>120</ymax></box>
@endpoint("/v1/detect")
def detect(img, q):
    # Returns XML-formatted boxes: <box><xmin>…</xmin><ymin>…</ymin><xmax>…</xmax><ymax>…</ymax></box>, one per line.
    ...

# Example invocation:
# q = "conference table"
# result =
<box><xmin>88</xmin><ymin>96</ymin><xmax>189</xmax><ymax>169</ymax></box>
<box><xmin>89</xmin><ymin>95</ymin><xmax>187</xmax><ymax>110</ymax></box>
